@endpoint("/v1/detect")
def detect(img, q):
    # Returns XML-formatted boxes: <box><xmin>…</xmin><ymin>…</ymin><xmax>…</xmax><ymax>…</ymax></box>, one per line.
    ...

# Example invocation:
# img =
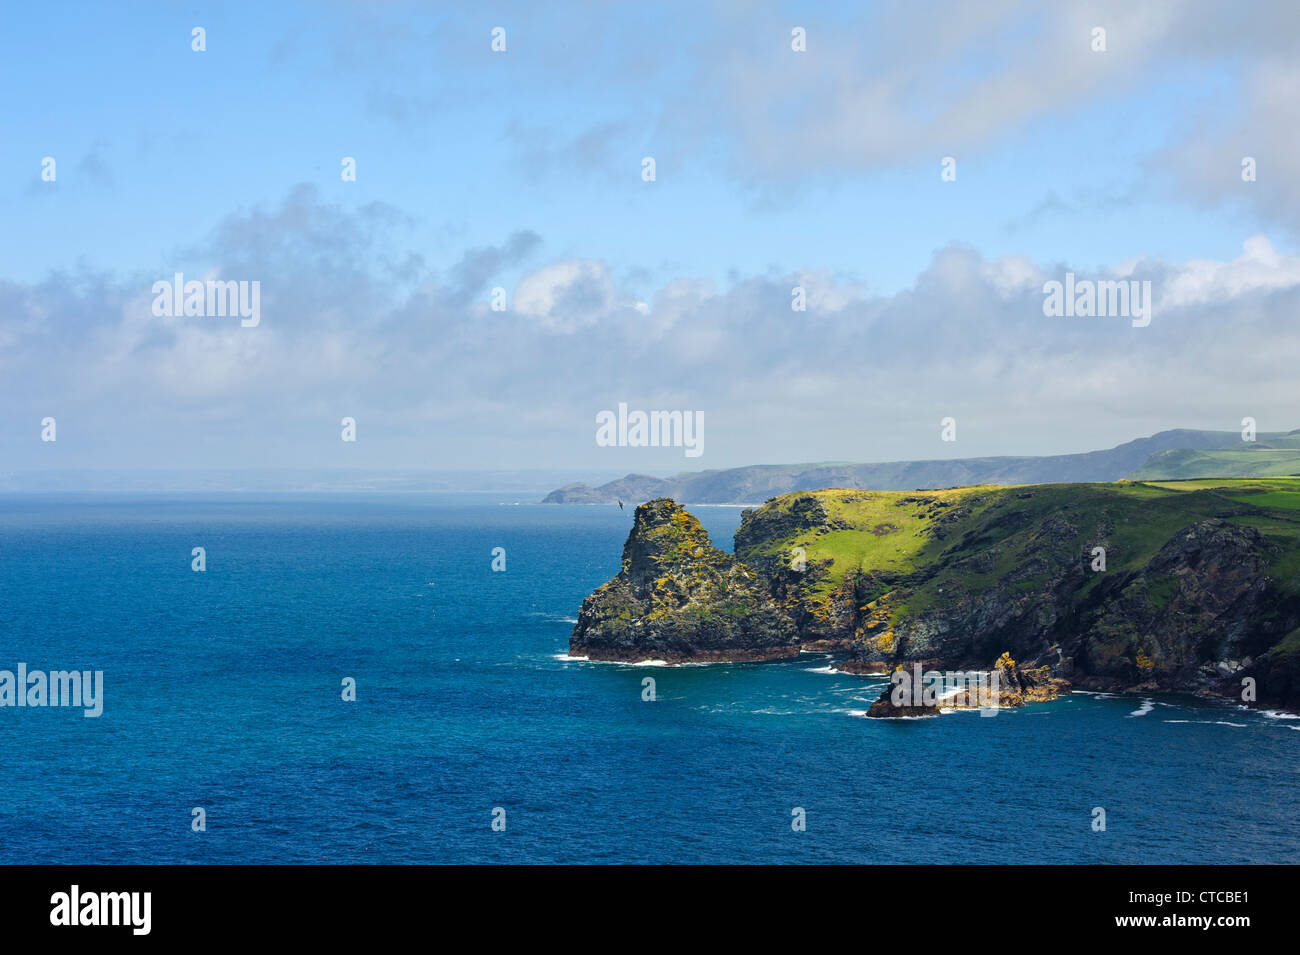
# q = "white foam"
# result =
<box><xmin>1259</xmin><ymin>709</ymin><xmax>1300</xmax><ymax>720</ymax></box>
<box><xmin>676</xmin><ymin>660</ymin><xmax>732</xmax><ymax>667</ymax></box>
<box><xmin>937</xmin><ymin>686</ymin><xmax>968</xmax><ymax>704</ymax></box>
<box><xmin>1128</xmin><ymin>699</ymin><xmax>1155</xmax><ymax>717</ymax></box>
<box><xmin>554</xmin><ymin>654</ymin><xmax>670</xmax><ymax>666</ymax></box>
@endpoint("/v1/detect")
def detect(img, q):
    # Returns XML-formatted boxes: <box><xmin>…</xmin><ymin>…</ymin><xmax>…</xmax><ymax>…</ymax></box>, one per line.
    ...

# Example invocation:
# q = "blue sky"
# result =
<box><xmin>3</xmin><ymin>1</ymin><xmax>1275</xmax><ymax>291</ymax></box>
<box><xmin>3</xmin><ymin>1</ymin><xmax>1300</xmax><ymax>472</ymax></box>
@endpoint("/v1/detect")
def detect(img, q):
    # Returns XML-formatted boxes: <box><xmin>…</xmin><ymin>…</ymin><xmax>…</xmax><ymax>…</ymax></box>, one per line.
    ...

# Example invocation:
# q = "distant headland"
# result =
<box><xmin>544</xmin><ymin>427</ymin><xmax>1300</xmax><ymax>505</ymax></box>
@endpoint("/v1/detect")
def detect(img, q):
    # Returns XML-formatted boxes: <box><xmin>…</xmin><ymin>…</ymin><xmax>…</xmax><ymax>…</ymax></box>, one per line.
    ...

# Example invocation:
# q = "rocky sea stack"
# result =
<box><xmin>569</xmin><ymin>498</ymin><xmax>799</xmax><ymax>662</ymax></box>
<box><xmin>569</xmin><ymin>480</ymin><xmax>1300</xmax><ymax>713</ymax></box>
<box><xmin>864</xmin><ymin>653</ymin><xmax>1071</xmax><ymax>718</ymax></box>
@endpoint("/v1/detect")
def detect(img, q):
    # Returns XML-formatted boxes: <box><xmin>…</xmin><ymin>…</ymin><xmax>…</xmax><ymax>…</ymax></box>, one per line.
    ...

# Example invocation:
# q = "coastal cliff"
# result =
<box><xmin>569</xmin><ymin>479</ymin><xmax>1300</xmax><ymax>712</ymax></box>
<box><xmin>568</xmin><ymin>498</ymin><xmax>798</xmax><ymax>662</ymax></box>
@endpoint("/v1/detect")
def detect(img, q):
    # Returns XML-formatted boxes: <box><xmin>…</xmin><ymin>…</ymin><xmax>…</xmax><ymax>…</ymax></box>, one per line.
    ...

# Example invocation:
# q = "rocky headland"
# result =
<box><xmin>569</xmin><ymin>498</ymin><xmax>798</xmax><ymax>663</ymax></box>
<box><xmin>570</xmin><ymin>480</ymin><xmax>1300</xmax><ymax>715</ymax></box>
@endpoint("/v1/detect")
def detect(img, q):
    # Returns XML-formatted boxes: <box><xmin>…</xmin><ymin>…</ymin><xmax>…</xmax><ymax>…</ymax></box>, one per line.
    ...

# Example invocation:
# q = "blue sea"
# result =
<box><xmin>0</xmin><ymin>493</ymin><xmax>1296</xmax><ymax>864</ymax></box>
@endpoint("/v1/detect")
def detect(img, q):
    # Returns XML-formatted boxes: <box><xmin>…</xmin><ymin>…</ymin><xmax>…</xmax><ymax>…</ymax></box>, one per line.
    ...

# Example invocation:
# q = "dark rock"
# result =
<box><xmin>569</xmin><ymin>499</ymin><xmax>798</xmax><ymax>662</ymax></box>
<box><xmin>864</xmin><ymin>652</ymin><xmax>1068</xmax><ymax>718</ymax></box>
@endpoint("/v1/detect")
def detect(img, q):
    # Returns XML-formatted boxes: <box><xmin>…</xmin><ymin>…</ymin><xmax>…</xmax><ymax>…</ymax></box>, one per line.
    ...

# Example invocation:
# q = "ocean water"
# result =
<box><xmin>0</xmin><ymin>493</ymin><xmax>1295</xmax><ymax>864</ymax></box>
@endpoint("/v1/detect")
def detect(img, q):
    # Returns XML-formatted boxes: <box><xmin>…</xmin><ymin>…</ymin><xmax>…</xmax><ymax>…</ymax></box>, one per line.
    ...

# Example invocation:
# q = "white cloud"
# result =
<box><xmin>1160</xmin><ymin>235</ymin><xmax>1300</xmax><ymax>309</ymax></box>
<box><xmin>6</xmin><ymin>182</ymin><xmax>1300</xmax><ymax>470</ymax></box>
<box><xmin>698</xmin><ymin>1</ymin><xmax>1177</xmax><ymax>179</ymax></box>
<box><xmin>1163</xmin><ymin>59</ymin><xmax>1300</xmax><ymax>235</ymax></box>
<box><xmin>513</xmin><ymin>259</ymin><xmax>638</xmax><ymax>332</ymax></box>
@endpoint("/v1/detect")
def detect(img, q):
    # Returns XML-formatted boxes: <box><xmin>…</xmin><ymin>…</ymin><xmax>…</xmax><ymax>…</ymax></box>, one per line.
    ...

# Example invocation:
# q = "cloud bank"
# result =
<box><xmin>4</xmin><ymin>185</ymin><xmax>1298</xmax><ymax>471</ymax></box>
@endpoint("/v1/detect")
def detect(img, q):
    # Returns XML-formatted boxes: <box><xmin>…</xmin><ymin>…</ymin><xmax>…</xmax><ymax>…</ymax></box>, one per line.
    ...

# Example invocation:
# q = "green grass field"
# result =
<box><xmin>737</xmin><ymin>478</ymin><xmax>1300</xmax><ymax>616</ymax></box>
<box><xmin>1129</xmin><ymin>448</ymin><xmax>1300</xmax><ymax>480</ymax></box>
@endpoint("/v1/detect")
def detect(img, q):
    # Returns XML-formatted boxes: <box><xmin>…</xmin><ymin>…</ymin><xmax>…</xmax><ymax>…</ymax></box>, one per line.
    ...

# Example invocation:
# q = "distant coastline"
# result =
<box><xmin>543</xmin><ymin>427</ymin><xmax>1300</xmax><ymax>505</ymax></box>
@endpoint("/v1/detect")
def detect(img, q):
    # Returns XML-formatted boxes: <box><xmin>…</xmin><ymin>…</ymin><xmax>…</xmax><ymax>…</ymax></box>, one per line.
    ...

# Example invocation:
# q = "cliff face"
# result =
<box><xmin>855</xmin><ymin>516</ymin><xmax>1282</xmax><ymax>684</ymax></box>
<box><xmin>569</xmin><ymin>480</ymin><xmax>1300</xmax><ymax>711</ymax></box>
<box><xmin>1234</xmin><ymin>633</ymin><xmax>1300</xmax><ymax>712</ymax></box>
<box><xmin>568</xmin><ymin>499</ymin><xmax>799</xmax><ymax>662</ymax></box>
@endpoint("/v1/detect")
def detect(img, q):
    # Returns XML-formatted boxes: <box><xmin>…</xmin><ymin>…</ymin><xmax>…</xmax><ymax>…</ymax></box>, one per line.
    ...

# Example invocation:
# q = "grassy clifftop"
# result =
<box><xmin>733</xmin><ymin>478</ymin><xmax>1300</xmax><ymax>706</ymax></box>
<box><xmin>1130</xmin><ymin>448</ymin><xmax>1300</xmax><ymax>479</ymax></box>
<box><xmin>739</xmin><ymin>478</ymin><xmax>1300</xmax><ymax>604</ymax></box>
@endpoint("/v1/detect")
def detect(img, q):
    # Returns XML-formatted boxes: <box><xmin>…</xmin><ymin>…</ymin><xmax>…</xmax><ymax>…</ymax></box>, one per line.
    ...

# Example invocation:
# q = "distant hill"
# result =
<box><xmin>1129</xmin><ymin>447</ymin><xmax>1300</xmax><ymax>480</ymax></box>
<box><xmin>543</xmin><ymin>428</ymin><xmax>1300</xmax><ymax>504</ymax></box>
